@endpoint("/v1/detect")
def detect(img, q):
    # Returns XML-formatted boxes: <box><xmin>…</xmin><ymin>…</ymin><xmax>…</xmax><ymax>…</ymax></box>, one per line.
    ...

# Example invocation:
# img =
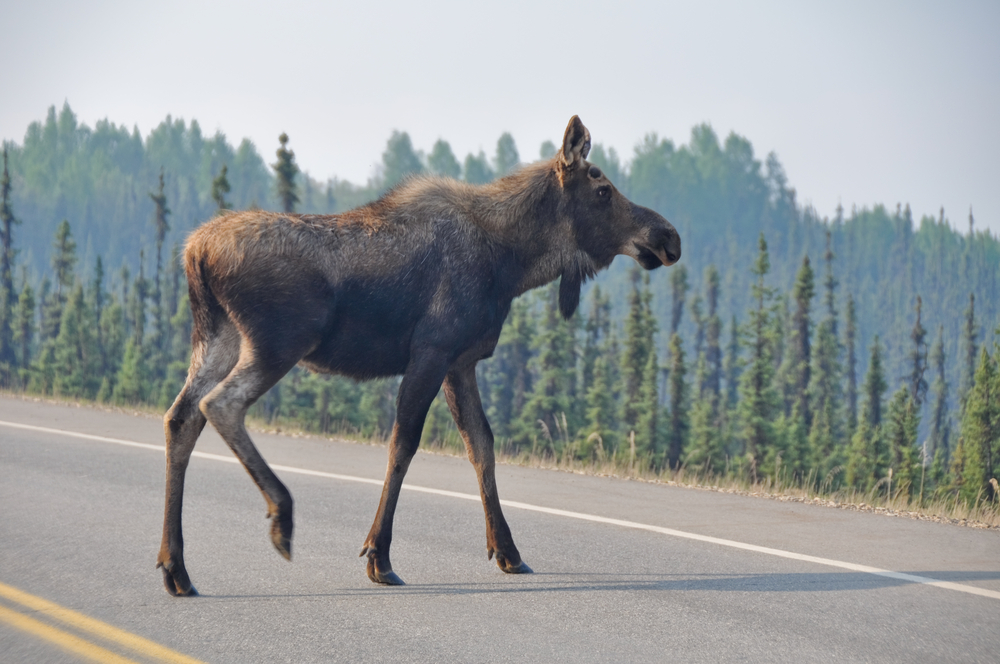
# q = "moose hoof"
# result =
<box><xmin>494</xmin><ymin>552</ymin><xmax>533</xmax><ymax>575</ymax></box>
<box><xmin>270</xmin><ymin>516</ymin><xmax>293</xmax><ymax>561</ymax></box>
<box><xmin>158</xmin><ymin>562</ymin><xmax>198</xmax><ymax>597</ymax></box>
<box><xmin>361</xmin><ymin>547</ymin><xmax>405</xmax><ymax>585</ymax></box>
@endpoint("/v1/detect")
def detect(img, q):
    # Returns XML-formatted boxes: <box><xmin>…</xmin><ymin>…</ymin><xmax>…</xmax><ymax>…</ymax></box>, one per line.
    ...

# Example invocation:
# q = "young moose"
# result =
<box><xmin>158</xmin><ymin>116</ymin><xmax>681</xmax><ymax>594</ymax></box>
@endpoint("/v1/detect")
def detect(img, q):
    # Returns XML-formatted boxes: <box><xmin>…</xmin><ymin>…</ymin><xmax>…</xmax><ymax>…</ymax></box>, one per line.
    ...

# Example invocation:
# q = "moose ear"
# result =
<box><xmin>558</xmin><ymin>269</ymin><xmax>582</xmax><ymax>319</ymax></box>
<box><xmin>560</xmin><ymin>115</ymin><xmax>591</xmax><ymax>169</ymax></box>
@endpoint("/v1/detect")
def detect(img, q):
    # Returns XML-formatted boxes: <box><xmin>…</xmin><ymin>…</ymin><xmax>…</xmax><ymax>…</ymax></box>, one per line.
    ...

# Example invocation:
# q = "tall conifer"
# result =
<box><xmin>273</xmin><ymin>133</ymin><xmax>300</xmax><ymax>212</ymax></box>
<box><xmin>0</xmin><ymin>148</ymin><xmax>19</xmax><ymax>377</ymax></box>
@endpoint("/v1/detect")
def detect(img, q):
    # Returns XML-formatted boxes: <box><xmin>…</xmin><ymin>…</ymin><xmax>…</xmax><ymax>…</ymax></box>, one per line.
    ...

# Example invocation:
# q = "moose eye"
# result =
<box><xmin>596</xmin><ymin>185</ymin><xmax>611</xmax><ymax>199</ymax></box>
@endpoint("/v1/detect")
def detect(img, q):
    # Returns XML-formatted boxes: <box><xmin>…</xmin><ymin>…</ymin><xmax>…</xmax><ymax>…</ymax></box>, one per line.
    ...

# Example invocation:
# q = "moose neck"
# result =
<box><xmin>471</xmin><ymin>162</ymin><xmax>595</xmax><ymax>300</ymax></box>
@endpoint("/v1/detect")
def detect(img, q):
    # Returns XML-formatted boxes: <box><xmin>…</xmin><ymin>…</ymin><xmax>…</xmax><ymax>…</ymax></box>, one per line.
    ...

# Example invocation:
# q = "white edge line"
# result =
<box><xmin>3</xmin><ymin>418</ymin><xmax>998</xmax><ymax>602</ymax></box>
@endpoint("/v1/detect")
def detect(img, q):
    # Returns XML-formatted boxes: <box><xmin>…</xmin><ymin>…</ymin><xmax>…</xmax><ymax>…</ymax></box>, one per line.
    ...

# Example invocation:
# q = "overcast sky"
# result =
<box><xmin>3</xmin><ymin>0</ymin><xmax>998</xmax><ymax>234</ymax></box>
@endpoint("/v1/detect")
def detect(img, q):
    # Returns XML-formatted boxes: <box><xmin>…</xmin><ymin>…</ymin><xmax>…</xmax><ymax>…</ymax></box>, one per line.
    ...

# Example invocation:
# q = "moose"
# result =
<box><xmin>157</xmin><ymin>116</ymin><xmax>680</xmax><ymax>594</ymax></box>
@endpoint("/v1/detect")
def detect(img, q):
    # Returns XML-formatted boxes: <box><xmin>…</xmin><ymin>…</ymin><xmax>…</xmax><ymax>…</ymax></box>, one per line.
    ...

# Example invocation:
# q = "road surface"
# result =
<box><xmin>1</xmin><ymin>395</ymin><xmax>997</xmax><ymax>662</ymax></box>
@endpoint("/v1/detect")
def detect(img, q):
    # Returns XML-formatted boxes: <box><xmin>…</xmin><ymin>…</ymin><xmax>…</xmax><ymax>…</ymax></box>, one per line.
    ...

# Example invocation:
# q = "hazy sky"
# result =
<box><xmin>3</xmin><ymin>0</ymin><xmax>998</xmax><ymax>233</ymax></box>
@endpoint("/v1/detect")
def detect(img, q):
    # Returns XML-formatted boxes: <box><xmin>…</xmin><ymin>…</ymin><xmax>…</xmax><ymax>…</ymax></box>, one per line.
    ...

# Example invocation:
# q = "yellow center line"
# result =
<box><xmin>0</xmin><ymin>581</ymin><xmax>206</xmax><ymax>664</ymax></box>
<box><xmin>0</xmin><ymin>604</ymin><xmax>140</xmax><ymax>664</ymax></box>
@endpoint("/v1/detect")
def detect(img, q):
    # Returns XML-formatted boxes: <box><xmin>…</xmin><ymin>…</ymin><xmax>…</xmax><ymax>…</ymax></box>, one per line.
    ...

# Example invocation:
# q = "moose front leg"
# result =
<box><xmin>360</xmin><ymin>352</ymin><xmax>450</xmax><ymax>585</ymax></box>
<box><xmin>443</xmin><ymin>363</ymin><xmax>532</xmax><ymax>575</ymax></box>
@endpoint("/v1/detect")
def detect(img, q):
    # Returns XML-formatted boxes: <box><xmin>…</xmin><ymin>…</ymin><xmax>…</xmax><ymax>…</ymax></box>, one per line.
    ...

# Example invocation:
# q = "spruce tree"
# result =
<box><xmin>665</xmin><ymin>333</ymin><xmax>688</xmax><ymax>469</ymax></box>
<box><xmin>584</xmin><ymin>355</ymin><xmax>616</xmax><ymax>459</ymax></box>
<box><xmin>52</xmin><ymin>283</ymin><xmax>100</xmax><ymax>399</ymax></box>
<box><xmin>581</xmin><ymin>284</ymin><xmax>611</xmax><ymax>397</ymax></box>
<box><xmin>738</xmin><ymin>233</ymin><xmax>780</xmax><ymax>470</ymax></box>
<box><xmin>427</xmin><ymin>140</ymin><xmax>461</xmax><ymax>179</ymax></box>
<box><xmin>620</xmin><ymin>269</ymin><xmax>656</xmax><ymax>438</ymax></box>
<box><xmin>927</xmin><ymin>326</ymin><xmax>951</xmax><ymax>463</ymax></box>
<box><xmin>703</xmin><ymin>265</ymin><xmax>722</xmax><ymax>401</ymax></box>
<box><xmin>790</xmin><ymin>256</ymin><xmax>815</xmax><ymax>425</ymax></box>
<box><xmin>958</xmin><ymin>348</ymin><xmax>999</xmax><ymax>502</ymax></box>
<box><xmin>670</xmin><ymin>264</ymin><xmax>688</xmax><ymax>335</ymax></box>
<box><xmin>845</xmin><ymin>295</ymin><xmax>858</xmax><ymax>436</ymax></box>
<box><xmin>381</xmin><ymin>131</ymin><xmax>423</xmax><ymax>191</ymax></box>
<box><xmin>211</xmin><ymin>164</ymin><xmax>231</xmax><ymax>211</ymax></box>
<box><xmin>44</xmin><ymin>220</ymin><xmax>77</xmax><ymax>341</ymax></box>
<box><xmin>273</xmin><ymin>133</ymin><xmax>300</xmax><ymax>212</ymax></box>
<box><xmin>959</xmin><ymin>293</ymin><xmax>978</xmax><ymax>415</ymax></box>
<box><xmin>515</xmin><ymin>285</ymin><xmax>576</xmax><ymax>453</ymax></box>
<box><xmin>494</xmin><ymin>133</ymin><xmax>520</xmax><ymax>177</ymax></box>
<box><xmin>723</xmin><ymin>315</ymin><xmax>740</xmax><ymax>411</ymax></box>
<box><xmin>149</xmin><ymin>169</ymin><xmax>171</xmax><ymax>374</ymax></box>
<box><xmin>885</xmin><ymin>386</ymin><xmax>920</xmax><ymax>497</ymax></box>
<box><xmin>846</xmin><ymin>337</ymin><xmax>890</xmax><ymax>491</ymax></box>
<box><xmin>0</xmin><ymin>148</ymin><xmax>19</xmax><ymax>377</ymax></box>
<box><xmin>463</xmin><ymin>151</ymin><xmax>494</xmax><ymax>185</ymax></box>
<box><xmin>908</xmin><ymin>296</ymin><xmax>928</xmax><ymax>409</ymax></box>
<box><xmin>13</xmin><ymin>275</ymin><xmax>34</xmax><ymax>388</ymax></box>
<box><xmin>862</xmin><ymin>336</ymin><xmax>888</xmax><ymax>429</ymax></box>
<box><xmin>483</xmin><ymin>296</ymin><xmax>535</xmax><ymax>440</ymax></box>
<box><xmin>635</xmin><ymin>349</ymin><xmax>661</xmax><ymax>465</ymax></box>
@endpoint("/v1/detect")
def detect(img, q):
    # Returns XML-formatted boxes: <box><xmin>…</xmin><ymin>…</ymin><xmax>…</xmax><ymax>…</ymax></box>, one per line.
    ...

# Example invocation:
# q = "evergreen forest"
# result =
<box><xmin>2</xmin><ymin>102</ymin><xmax>998</xmax><ymax>513</ymax></box>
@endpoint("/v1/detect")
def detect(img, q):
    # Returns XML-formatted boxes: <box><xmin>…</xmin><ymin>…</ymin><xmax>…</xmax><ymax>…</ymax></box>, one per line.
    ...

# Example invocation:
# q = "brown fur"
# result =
<box><xmin>156</xmin><ymin>116</ymin><xmax>680</xmax><ymax>594</ymax></box>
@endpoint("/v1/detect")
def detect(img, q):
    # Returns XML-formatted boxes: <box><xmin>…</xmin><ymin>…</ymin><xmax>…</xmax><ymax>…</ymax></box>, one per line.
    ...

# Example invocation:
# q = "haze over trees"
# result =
<box><xmin>2</xmin><ymin>102</ymin><xmax>998</xmax><ymax>509</ymax></box>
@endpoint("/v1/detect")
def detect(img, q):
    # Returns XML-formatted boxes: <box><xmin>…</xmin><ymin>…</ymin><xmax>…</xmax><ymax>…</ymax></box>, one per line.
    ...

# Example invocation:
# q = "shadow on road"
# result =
<box><xmin>196</xmin><ymin>570</ymin><xmax>1000</xmax><ymax>601</ymax></box>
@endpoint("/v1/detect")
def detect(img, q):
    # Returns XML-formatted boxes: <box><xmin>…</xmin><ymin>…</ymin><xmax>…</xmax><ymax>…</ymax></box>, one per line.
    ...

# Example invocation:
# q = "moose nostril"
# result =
<box><xmin>666</xmin><ymin>251</ymin><xmax>679</xmax><ymax>264</ymax></box>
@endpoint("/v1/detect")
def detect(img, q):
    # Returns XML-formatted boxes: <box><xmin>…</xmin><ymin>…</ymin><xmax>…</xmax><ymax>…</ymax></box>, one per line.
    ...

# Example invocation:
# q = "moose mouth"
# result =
<box><xmin>634</xmin><ymin>243</ymin><xmax>679</xmax><ymax>270</ymax></box>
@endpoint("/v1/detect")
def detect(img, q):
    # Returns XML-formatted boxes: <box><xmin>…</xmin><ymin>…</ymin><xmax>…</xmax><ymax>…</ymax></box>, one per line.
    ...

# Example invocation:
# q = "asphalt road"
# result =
<box><xmin>1</xmin><ymin>395</ymin><xmax>998</xmax><ymax>663</ymax></box>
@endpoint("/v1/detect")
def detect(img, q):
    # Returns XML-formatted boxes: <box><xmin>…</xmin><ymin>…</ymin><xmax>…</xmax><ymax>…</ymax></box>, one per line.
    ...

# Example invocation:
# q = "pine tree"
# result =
<box><xmin>665</xmin><ymin>333</ymin><xmax>688</xmax><ymax>469</ymax></box>
<box><xmin>738</xmin><ymin>233</ymin><xmax>779</xmax><ymax>470</ymax></box>
<box><xmin>958</xmin><ymin>348</ymin><xmax>999</xmax><ymax>502</ymax></box>
<box><xmin>212</xmin><ymin>164</ymin><xmax>231</xmax><ymax>211</ymax></box>
<box><xmin>927</xmin><ymin>326</ymin><xmax>951</xmax><ymax>463</ymax></box>
<box><xmin>273</xmin><ymin>133</ymin><xmax>300</xmax><ymax>212</ymax></box>
<box><xmin>494</xmin><ymin>133</ymin><xmax>520</xmax><ymax>177</ymax></box>
<box><xmin>0</xmin><ymin>148</ymin><xmax>20</xmax><ymax>378</ymax></box>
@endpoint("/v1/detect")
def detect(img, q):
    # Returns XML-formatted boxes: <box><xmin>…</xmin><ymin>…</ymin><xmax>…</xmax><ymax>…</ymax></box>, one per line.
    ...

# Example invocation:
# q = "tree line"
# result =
<box><xmin>0</xmin><ymin>103</ymin><xmax>997</xmax><ymax>509</ymax></box>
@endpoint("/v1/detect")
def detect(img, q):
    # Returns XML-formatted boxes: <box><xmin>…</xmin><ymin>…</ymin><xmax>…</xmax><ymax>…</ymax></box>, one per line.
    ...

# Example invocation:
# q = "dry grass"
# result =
<box><xmin>6</xmin><ymin>390</ymin><xmax>997</xmax><ymax>530</ymax></box>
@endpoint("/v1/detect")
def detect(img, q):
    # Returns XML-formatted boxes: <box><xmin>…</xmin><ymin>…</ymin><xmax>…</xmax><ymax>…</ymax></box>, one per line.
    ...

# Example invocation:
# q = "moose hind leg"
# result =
<box><xmin>200</xmin><ymin>351</ymin><xmax>298</xmax><ymax>561</ymax></box>
<box><xmin>158</xmin><ymin>328</ymin><xmax>241</xmax><ymax>596</ymax></box>
<box><xmin>443</xmin><ymin>364</ymin><xmax>531</xmax><ymax>574</ymax></box>
<box><xmin>360</xmin><ymin>351</ymin><xmax>451</xmax><ymax>585</ymax></box>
